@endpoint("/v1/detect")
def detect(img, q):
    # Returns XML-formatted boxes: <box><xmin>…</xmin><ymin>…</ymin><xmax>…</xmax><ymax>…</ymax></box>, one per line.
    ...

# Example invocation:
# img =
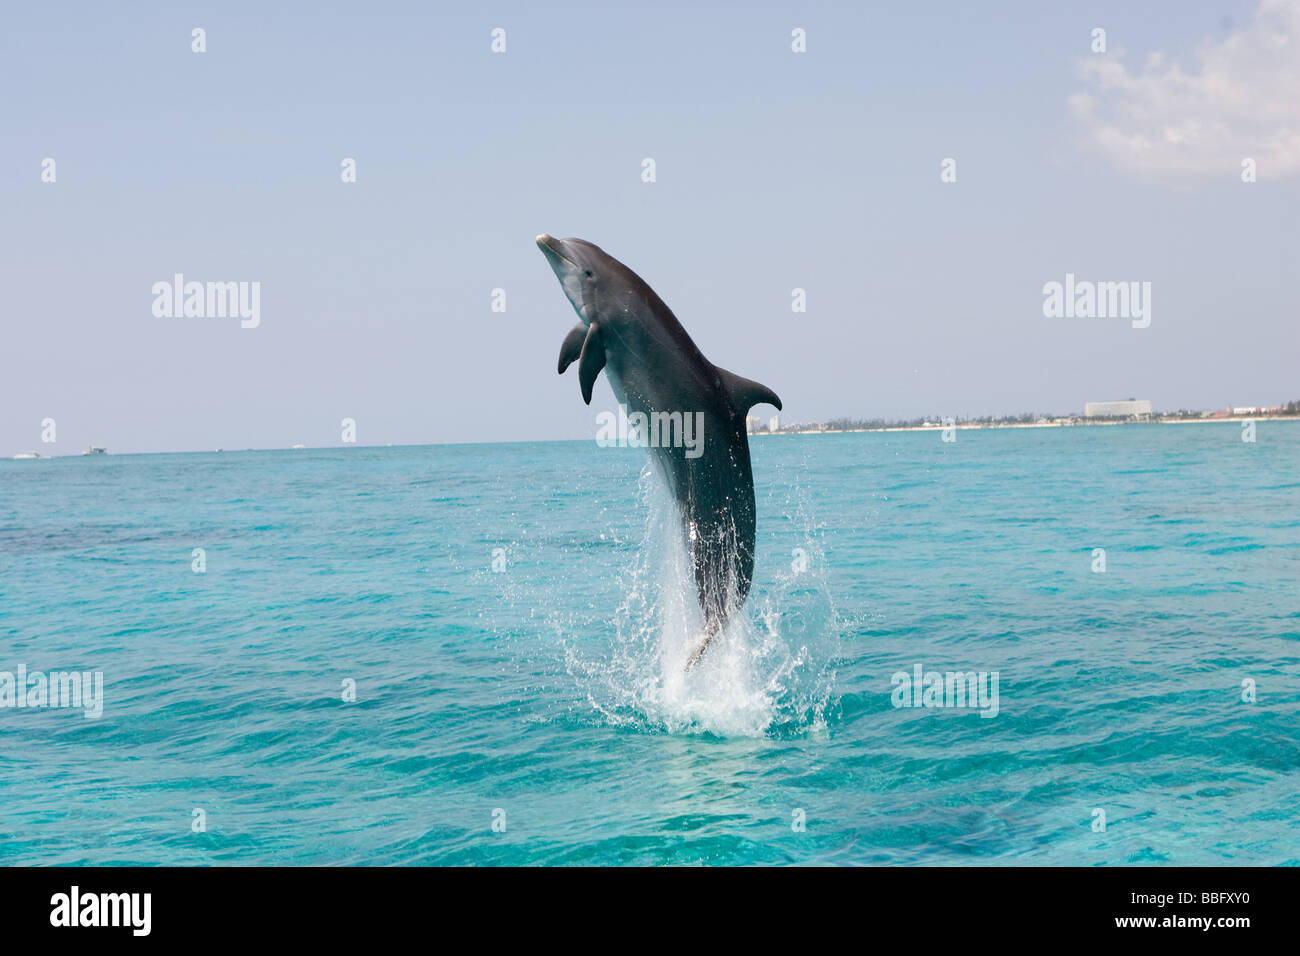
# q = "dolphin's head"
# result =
<box><xmin>535</xmin><ymin>234</ymin><xmax>621</xmax><ymax>327</ymax></box>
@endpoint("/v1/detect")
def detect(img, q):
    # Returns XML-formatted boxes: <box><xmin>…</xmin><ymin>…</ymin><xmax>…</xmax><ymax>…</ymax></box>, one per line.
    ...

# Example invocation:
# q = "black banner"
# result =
<box><xmin>0</xmin><ymin>865</ymin><xmax>1287</xmax><ymax>942</ymax></box>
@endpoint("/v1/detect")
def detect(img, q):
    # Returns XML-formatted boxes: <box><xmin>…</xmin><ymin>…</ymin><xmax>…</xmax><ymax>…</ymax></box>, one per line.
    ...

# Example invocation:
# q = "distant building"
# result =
<box><xmin>745</xmin><ymin>416</ymin><xmax>762</xmax><ymax>434</ymax></box>
<box><xmin>1084</xmin><ymin>399</ymin><xmax>1152</xmax><ymax>418</ymax></box>
<box><xmin>769</xmin><ymin>415</ymin><xmax>780</xmax><ymax>433</ymax></box>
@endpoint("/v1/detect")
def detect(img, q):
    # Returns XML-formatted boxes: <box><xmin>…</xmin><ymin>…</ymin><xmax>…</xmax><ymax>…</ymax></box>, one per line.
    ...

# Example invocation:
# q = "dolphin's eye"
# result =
<box><xmin>584</xmin><ymin>270</ymin><xmax>593</xmax><ymax>277</ymax></box>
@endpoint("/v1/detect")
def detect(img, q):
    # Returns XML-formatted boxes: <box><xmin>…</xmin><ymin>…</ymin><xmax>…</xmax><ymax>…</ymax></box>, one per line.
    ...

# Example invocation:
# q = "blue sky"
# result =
<box><xmin>2</xmin><ymin>0</ymin><xmax>1296</xmax><ymax>453</ymax></box>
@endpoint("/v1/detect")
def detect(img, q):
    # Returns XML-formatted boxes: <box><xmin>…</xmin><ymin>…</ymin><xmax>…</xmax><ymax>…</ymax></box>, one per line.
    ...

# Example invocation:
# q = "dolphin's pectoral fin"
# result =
<box><xmin>716</xmin><ymin>367</ymin><xmax>782</xmax><ymax>413</ymax></box>
<box><xmin>577</xmin><ymin>322</ymin><xmax>606</xmax><ymax>405</ymax></box>
<box><xmin>557</xmin><ymin>323</ymin><xmax>587</xmax><ymax>375</ymax></box>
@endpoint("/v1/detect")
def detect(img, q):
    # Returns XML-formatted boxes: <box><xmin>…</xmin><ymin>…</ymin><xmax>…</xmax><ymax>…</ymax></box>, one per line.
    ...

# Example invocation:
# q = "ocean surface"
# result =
<box><xmin>1</xmin><ymin>424</ymin><xmax>1297</xmax><ymax>866</ymax></box>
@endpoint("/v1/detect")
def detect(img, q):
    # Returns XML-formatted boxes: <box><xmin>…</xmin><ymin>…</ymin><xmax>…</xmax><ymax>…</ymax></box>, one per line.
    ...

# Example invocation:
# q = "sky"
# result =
<box><xmin>2</xmin><ymin>0</ymin><xmax>1297</xmax><ymax>454</ymax></box>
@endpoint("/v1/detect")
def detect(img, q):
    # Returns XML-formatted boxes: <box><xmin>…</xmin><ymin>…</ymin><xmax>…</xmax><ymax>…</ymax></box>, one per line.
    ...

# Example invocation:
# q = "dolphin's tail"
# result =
<box><xmin>683</xmin><ymin>517</ymin><xmax>747</xmax><ymax>669</ymax></box>
<box><xmin>685</xmin><ymin>615</ymin><xmax>724</xmax><ymax>669</ymax></box>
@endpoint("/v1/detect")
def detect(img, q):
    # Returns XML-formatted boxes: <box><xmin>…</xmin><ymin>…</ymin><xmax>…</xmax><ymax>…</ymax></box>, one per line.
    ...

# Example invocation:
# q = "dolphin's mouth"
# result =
<box><xmin>536</xmin><ymin>233</ymin><xmax>576</xmax><ymax>267</ymax></box>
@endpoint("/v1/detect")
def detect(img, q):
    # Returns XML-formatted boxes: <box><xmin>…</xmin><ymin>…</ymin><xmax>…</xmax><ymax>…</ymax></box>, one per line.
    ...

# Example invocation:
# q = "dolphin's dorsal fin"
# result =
<box><xmin>716</xmin><ymin>367</ymin><xmax>782</xmax><ymax>413</ymax></box>
<box><xmin>578</xmin><ymin>323</ymin><xmax>607</xmax><ymax>405</ymax></box>
<box><xmin>558</xmin><ymin>323</ymin><xmax>586</xmax><ymax>374</ymax></box>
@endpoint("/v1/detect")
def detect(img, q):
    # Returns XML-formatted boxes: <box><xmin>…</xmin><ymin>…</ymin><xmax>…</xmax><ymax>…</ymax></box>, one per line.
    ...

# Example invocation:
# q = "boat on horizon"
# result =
<box><xmin>82</xmin><ymin>446</ymin><xmax>107</xmax><ymax>455</ymax></box>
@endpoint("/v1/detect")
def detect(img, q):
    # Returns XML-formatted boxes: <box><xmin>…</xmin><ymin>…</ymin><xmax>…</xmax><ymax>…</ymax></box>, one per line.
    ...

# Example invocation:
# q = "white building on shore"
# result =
<box><xmin>1084</xmin><ymin>399</ymin><xmax>1152</xmax><ymax>418</ymax></box>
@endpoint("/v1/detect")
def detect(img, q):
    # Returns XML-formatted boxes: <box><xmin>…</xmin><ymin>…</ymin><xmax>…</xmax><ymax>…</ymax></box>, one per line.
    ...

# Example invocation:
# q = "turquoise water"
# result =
<box><xmin>1</xmin><ymin>424</ymin><xmax>1296</xmax><ymax>865</ymax></box>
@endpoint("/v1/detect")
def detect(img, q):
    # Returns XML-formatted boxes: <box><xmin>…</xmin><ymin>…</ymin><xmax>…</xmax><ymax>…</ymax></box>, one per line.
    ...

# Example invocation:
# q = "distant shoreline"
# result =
<box><xmin>7</xmin><ymin>415</ymin><xmax>1296</xmax><ymax>459</ymax></box>
<box><xmin>762</xmin><ymin>415</ymin><xmax>1299</xmax><ymax>436</ymax></box>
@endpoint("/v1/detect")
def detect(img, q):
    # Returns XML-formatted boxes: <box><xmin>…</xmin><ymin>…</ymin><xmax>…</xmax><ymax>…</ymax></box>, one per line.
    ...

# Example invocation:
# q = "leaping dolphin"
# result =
<box><xmin>536</xmin><ymin>234</ymin><xmax>782</xmax><ymax>666</ymax></box>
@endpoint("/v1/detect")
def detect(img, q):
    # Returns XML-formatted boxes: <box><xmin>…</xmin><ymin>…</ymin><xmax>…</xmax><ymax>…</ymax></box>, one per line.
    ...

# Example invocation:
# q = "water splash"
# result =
<box><xmin>562</xmin><ymin>463</ymin><xmax>841</xmax><ymax>738</ymax></box>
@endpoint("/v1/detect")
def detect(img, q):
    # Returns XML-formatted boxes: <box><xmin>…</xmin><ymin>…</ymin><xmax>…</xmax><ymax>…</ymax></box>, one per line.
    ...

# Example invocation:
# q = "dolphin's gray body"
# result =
<box><xmin>536</xmin><ymin>234</ymin><xmax>781</xmax><ymax>665</ymax></box>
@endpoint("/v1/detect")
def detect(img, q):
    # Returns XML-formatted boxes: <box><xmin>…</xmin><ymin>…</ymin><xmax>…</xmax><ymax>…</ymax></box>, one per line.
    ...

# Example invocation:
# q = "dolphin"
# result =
<box><xmin>536</xmin><ymin>234</ymin><xmax>782</xmax><ymax>666</ymax></box>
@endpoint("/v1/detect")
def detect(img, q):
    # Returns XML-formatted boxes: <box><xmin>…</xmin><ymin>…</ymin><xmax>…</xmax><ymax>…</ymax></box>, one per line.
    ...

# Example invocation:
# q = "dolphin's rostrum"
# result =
<box><xmin>536</xmin><ymin>235</ymin><xmax>782</xmax><ymax>666</ymax></box>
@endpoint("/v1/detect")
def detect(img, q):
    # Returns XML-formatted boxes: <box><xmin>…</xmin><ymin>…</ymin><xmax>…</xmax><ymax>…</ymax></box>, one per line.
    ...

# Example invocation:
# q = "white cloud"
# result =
<box><xmin>1070</xmin><ymin>0</ymin><xmax>1300</xmax><ymax>179</ymax></box>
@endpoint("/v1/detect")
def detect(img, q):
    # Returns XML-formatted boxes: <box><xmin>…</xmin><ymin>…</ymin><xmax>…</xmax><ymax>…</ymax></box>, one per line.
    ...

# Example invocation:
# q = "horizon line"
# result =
<box><xmin>8</xmin><ymin>413</ymin><xmax>1299</xmax><ymax>459</ymax></box>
